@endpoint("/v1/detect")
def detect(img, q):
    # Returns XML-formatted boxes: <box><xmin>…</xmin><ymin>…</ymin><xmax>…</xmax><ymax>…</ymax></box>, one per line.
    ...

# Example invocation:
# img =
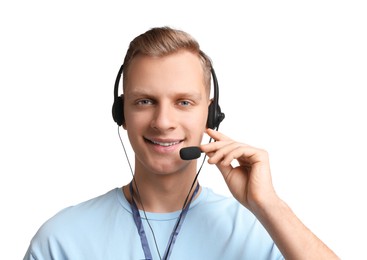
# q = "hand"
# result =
<box><xmin>200</xmin><ymin>128</ymin><xmax>278</xmax><ymax>212</ymax></box>
<box><xmin>201</xmin><ymin>129</ymin><xmax>340</xmax><ymax>259</ymax></box>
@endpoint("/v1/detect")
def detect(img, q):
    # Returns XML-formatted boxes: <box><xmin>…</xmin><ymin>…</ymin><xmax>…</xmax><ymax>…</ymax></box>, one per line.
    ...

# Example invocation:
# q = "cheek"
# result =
<box><xmin>186</xmin><ymin>117</ymin><xmax>207</xmax><ymax>145</ymax></box>
<box><xmin>183</xmin><ymin>108</ymin><xmax>208</xmax><ymax>132</ymax></box>
<box><xmin>124</xmin><ymin>109</ymin><xmax>149</xmax><ymax>128</ymax></box>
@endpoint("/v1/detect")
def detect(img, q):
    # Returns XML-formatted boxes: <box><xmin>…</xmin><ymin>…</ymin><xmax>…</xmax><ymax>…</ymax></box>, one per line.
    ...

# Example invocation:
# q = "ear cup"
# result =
<box><xmin>112</xmin><ymin>95</ymin><xmax>124</xmax><ymax>126</ymax></box>
<box><xmin>207</xmin><ymin>102</ymin><xmax>225</xmax><ymax>130</ymax></box>
<box><xmin>207</xmin><ymin>67</ymin><xmax>225</xmax><ymax>130</ymax></box>
<box><xmin>207</xmin><ymin>102</ymin><xmax>216</xmax><ymax>129</ymax></box>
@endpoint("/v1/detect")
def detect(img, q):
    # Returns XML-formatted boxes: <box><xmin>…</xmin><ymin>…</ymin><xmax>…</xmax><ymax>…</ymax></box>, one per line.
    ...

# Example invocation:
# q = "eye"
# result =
<box><xmin>136</xmin><ymin>99</ymin><xmax>154</xmax><ymax>106</ymax></box>
<box><xmin>178</xmin><ymin>100</ymin><xmax>191</xmax><ymax>106</ymax></box>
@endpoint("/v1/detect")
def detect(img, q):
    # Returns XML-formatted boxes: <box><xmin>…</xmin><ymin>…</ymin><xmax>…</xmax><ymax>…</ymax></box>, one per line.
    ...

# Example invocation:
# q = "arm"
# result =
<box><xmin>201</xmin><ymin>128</ymin><xmax>339</xmax><ymax>260</ymax></box>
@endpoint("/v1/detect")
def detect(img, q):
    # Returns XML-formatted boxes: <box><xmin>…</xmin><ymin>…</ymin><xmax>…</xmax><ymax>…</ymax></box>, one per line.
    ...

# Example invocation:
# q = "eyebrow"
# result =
<box><xmin>126</xmin><ymin>89</ymin><xmax>204</xmax><ymax>101</ymax></box>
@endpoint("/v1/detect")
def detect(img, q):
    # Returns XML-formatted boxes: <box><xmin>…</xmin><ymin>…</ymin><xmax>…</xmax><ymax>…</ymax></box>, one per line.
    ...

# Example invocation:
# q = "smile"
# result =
<box><xmin>144</xmin><ymin>138</ymin><xmax>182</xmax><ymax>147</ymax></box>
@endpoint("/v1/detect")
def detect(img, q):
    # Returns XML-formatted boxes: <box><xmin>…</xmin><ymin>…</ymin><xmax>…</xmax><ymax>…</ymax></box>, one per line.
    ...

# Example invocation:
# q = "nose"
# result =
<box><xmin>150</xmin><ymin>102</ymin><xmax>177</xmax><ymax>131</ymax></box>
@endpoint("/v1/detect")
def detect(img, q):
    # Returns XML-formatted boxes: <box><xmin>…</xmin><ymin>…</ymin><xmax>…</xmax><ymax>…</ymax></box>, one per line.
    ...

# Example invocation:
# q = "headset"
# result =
<box><xmin>112</xmin><ymin>63</ymin><xmax>225</xmax><ymax>129</ymax></box>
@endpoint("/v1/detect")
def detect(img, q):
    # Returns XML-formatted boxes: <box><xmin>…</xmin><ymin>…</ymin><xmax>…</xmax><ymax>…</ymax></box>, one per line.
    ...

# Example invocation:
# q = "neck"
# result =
<box><xmin>123</xmin><ymin>163</ymin><xmax>200</xmax><ymax>213</ymax></box>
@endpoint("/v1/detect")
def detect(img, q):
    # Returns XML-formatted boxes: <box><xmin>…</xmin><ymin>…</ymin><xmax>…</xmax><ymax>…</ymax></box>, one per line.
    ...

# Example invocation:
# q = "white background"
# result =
<box><xmin>1</xmin><ymin>1</ymin><xmax>366</xmax><ymax>259</ymax></box>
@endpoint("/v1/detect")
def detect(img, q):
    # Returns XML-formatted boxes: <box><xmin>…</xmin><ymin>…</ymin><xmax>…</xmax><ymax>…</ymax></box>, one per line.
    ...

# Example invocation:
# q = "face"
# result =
<box><xmin>123</xmin><ymin>51</ymin><xmax>210</xmax><ymax>176</ymax></box>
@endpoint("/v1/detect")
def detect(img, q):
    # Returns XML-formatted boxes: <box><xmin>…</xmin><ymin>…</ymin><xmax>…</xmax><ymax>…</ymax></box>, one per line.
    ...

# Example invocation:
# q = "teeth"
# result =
<box><xmin>151</xmin><ymin>140</ymin><xmax>180</xmax><ymax>147</ymax></box>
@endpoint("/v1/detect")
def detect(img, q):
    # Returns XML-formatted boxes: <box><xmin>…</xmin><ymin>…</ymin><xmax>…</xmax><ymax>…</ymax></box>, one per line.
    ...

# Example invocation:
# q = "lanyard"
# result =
<box><xmin>130</xmin><ymin>182</ymin><xmax>200</xmax><ymax>260</ymax></box>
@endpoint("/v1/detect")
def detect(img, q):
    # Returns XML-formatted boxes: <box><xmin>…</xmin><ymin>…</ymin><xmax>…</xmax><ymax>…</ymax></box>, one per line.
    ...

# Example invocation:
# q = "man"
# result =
<box><xmin>24</xmin><ymin>26</ymin><xmax>338</xmax><ymax>259</ymax></box>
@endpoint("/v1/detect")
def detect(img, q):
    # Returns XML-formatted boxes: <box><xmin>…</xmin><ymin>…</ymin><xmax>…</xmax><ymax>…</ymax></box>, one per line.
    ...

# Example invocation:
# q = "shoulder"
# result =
<box><xmin>25</xmin><ymin>188</ymin><xmax>129</xmax><ymax>258</ymax></box>
<box><xmin>24</xmin><ymin>188</ymin><xmax>137</xmax><ymax>258</ymax></box>
<box><xmin>33</xmin><ymin>188</ymin><xmax>123</xmax><ymax>239</ymax></box>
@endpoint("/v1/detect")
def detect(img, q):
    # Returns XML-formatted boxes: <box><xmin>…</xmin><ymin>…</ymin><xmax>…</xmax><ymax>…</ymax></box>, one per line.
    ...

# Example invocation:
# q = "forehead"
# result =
<box><xmin>123</xmin><ymin>51</ymin><xmax>209</xmax><ymax>97</ymax></box>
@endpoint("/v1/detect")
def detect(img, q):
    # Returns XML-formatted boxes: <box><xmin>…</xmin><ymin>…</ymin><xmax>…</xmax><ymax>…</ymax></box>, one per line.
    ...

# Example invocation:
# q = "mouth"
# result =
<box><xmin>144</xmin><ymin>137</ymin><xmax>183</xmax><ymax>147</ymax></box>
<box><xmin>144</xmin><ymin>137</ymin><xmax>183</xmax><ymax>153</ymax></box>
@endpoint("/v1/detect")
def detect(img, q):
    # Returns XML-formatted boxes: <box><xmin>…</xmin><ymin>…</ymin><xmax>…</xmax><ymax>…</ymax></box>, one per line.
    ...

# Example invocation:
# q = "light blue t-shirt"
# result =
<box><xmin>24</xmin><ymin>187</ymin><xmax>283</xmax><ymax>260</ymax></box>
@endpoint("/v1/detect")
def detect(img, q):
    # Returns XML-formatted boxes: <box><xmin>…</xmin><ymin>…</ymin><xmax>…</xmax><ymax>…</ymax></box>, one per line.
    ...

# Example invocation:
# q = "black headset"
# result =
<box><xmin>112</xmin><ymin>64</ymin><xmax>225</xmax><ymax>129</ymax></box>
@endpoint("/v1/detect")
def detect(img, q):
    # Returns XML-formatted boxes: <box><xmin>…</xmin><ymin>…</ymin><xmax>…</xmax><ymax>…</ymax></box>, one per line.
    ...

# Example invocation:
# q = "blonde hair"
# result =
<box><xmin>122</xmin><ymin>26</ymin><xmax>212</xmax><ymax>92</ymax></box>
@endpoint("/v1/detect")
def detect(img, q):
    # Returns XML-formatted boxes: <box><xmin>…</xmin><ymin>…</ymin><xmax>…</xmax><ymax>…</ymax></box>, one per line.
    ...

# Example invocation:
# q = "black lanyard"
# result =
<box><xmin>129</xmin><ymin>182</ymin><xmax>200</xmax><ymax>260</ymax></box>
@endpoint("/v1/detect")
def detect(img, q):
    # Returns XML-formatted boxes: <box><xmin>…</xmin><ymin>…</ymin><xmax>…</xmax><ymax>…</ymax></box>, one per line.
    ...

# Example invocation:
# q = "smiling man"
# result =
<box><xmin>24</xmin><ymin>26</ymin><xmax>339</xmax><ymax>260</ymax></box>
<box><xmin>122</xmin><ymin>51</ymin><xmax>209</xmax><ymax>214</ymax></box>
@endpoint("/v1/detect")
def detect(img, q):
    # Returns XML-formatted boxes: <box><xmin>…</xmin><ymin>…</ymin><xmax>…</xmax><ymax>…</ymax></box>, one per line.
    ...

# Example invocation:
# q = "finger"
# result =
<box><xmin>204</xmin><ymin>141</ymin><xmax>267</xmax><ymax>167</ymax></box>
<box><xmin>220</xmin><ymin>145</ymin><xmax>266</xmax><ymax>166</ymax></box>
<box><xmin>200</xmin><ymin>139</ymin><xmax>234</xmax><ymax>154</ymax></box>
<box><xmin>205</xmin><ymin>141</ymin><xmax>244</xmax><ymax>165</ymax></box>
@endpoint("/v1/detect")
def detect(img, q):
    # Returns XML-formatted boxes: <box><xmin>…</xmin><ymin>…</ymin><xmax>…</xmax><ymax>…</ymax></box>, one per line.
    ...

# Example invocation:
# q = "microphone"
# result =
<box><xmin>180</xmin><ymin>146</ymin><xmax>202</xmax><ymax>160</ymax></box>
